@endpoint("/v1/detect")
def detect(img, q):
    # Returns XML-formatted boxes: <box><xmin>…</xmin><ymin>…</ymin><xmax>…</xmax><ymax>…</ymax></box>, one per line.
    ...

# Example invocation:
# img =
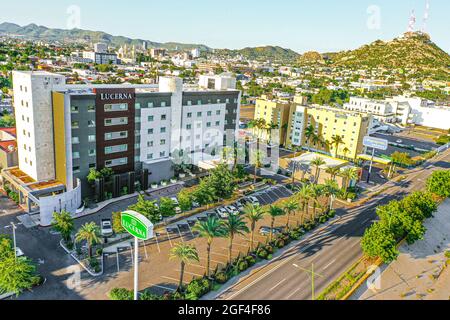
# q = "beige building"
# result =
<box><xmin>0</xmin><ymin>128</ymin><xmax>18</xmax><ymax>170</ymax></box>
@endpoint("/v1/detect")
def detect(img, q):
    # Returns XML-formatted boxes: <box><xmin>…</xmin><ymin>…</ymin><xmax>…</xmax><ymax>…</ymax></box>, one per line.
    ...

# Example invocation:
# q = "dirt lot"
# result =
<box><xmin>240</xmin><ymin>105</ymin><xmax>255</xmax><ymax>121</ymax></box>
<box><xmin>397</xmin><ymin>126</ymin><xmax>447</xmax><ymax>144</ymax></box>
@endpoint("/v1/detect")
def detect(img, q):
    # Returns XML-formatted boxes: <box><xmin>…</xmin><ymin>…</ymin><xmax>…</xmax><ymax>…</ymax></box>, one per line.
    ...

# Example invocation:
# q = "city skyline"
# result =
<box><xmin>1</xmin><ymin>0</ymin><xmax>450</xmax><ymax>53</ymax></box>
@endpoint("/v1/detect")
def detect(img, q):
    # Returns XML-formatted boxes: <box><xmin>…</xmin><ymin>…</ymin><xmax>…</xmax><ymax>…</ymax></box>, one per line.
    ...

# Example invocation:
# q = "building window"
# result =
<box><xmin>104</xmin><ymin>103</ymin><xmax>128</xmax><ymax>112</ymax></box>
<box><xmin>72</xmin><ymin>152</ymin><xmax>80</xmax><ymax>159</ymax></box>
<box><xmin>148</xmin><ymin>129</ymin><xmax>154</xmax><ymax>134</ymax></box>
<box><xmin>226</xmin><ymin>98</ymin><xmax>230</xmax><ymax>103</ymax></box>
<box><xmin>187</xmin><ymin>101</ymin><xmax>192</xmax><ymax>106</ymax></box>
<box><xmin>105</xmin><ymin>157</ymin><xmax>128</xmax><ymax>167</ymax></box>
<box><xmin>187</xmin><ymin>113</ymin><xmax>192</xmax><ymax>118</ymax></box>
<box><xmin>186</xmin><ymin>124</ymin><xmax>192</xmax><ymax>130</ymax></box>
<box><xmin>217</xmin><ymin>99</ymin><xmax>221</xmax><ymax>104</ymax></box>
<box><xmin>88</xmin><ymin>105</ymin><xmax>95</xmax><ymax>112</ymax></box>
<box><xmin>160</xmin><ymin>127</ymin><xmax>166</xmax><ymax>133</ymax></box>
<box><xmin>206</xmin><ymin>122</ymin><xmax>212</xmax><ymax>128</ymax></box>
<box><xmin>215</xmin><ymin>121</ymin><xmax>220</xmax><ymax>126</ymax></box>
<box><xmin>88</xmin><ymin>120</ymin><xmax>96</xmax><ymax>128</ymax></box>
<box><xmin>160</xmin><ymin>139</ymin><xmax>166</xmax><ymax>145</ymax></box>
<box><xmin>197</xmin><ymin>100</ymin><xmax>202</xmax><ymax>105</ymax></box>
<box><xmin>161</xmin><ymin>114</ymin><xmax>167</xmax><ymax>120</ymax></box>
<box><xmin>161</xmin><ymin>102</ymin><xmax>166</xmax><ymax>107</ymax></box>
<box><xmin>135</xmin><ymin>117</ymin><xmax>141</xmax><ymax>123</ymax></box>
<box><xmin>147</xmin><ymin>141</ymin><xmax>154</xmax><ymax>147</ymax></box>
<box><xmin>105</xmin><ymin>132</ymin><xmax>127</xmax><ymax>140</ymax></box>
<box><xmin>73</xmin><ymin>166</ymin><xmax>81</xmax><ymax>173</ymax></box>
<box><xmin>71</xmin><ymin>121</ymin><xmax>79</xmax><ymax>128</ymax></box>
<box><xmin>160</xmin><ymin>151</ymin><xmax>166</xmax><ymax>157</ymax></box>
<box><xmin>216</xmin><ymin>110</ymin><xmax>221</xmax><ymax>115</ymax></box>
<box><xmin>135</xmin><ymin>103</ymin><xmax>141</xmax><ymax>109</ymax></box>
<box><xmin>105</xmin><ymin>144</ymin><xmax>128</xmax><ymax>154</ymax></box>
<box><xmin>148</xmin><ymin>115</ymin><xmax>154</xmax><ymax>122</ymax></box>
<box><xmin>148</xmin><ymin>102</ymin><xmax>154</xmax><ymax>108</ymax></box>
<box><xmin>197</xmin><ymin>112</ymin><xmax>202</xmax><ymax>117</ymax></box>
<box><xmin>147</xmin><ymin>154</ymin><xmax>153</xmax><ymax>160</ymax></box>
<box><xmin>88</xmin><ymin>149</ymin><xmax>96</xmax><ymax>157</ymax></box>
<box><xmin>72</xmin><ymin>137</ymin><xmax>80</xmax><ymax>144</ymax></box>
<box><xmin>71</xmin><ymin>106</ymin><xmax>79</xmax><ymax>113</ymax></box>
<box><xmin>207</xmin><ymin>111</ymin><xmax>212</xmax><ymax>116</ymax></box>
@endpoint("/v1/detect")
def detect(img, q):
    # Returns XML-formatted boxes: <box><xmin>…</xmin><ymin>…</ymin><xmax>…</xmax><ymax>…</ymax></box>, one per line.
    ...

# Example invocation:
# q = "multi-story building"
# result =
<box><xmin>82</xmin><ymin>51</ymin><xmax>118</xmax><ymax>65</ymax></box>
<box><xmin>0</xmin><ymin>128</ymin><xmax>17</xmax><ymax>170</ymax></box>
<box><xmin>1</xmin><ymin>71</ymin><xmax>240</xmax><ymax>226</ymax></box>
<box><xmin>287</xmin><ymin>104</ymin><xmax>372</xmax><ymax>160</ymax></box>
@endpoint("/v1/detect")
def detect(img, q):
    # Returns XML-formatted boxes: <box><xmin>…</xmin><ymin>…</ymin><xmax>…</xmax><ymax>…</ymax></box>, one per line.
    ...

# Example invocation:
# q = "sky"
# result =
<box><xmin>1</xmin><ymin>0</ymin><xmax>449</xmax><ymax>53</ymax></box>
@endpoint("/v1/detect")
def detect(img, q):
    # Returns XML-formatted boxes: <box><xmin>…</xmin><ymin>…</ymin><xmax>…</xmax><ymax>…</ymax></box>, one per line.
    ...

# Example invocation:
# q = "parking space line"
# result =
<box><xmin>176</xmin><ymin>226</ymin><xmax>185</xmax><ymax>243</ymax></box>
<box><xmin>153</xmin><ymin>234</ymin><xmax>161</xmax><ymax>253</ymax></box>
<box><xmin>220</xmin><ymin>247</ymin><xmax>242</xmax><ymax>253</ymax></box>
<box><xmin>176</xmin><ymin>269</ymin><xmax>204</xmax><ymax>277</ymax></box>
<box><xmin>166</xmin><ymin>232</ymin><xmax>173</xmax><ymax>247</ymax></box>
<box><xmin>161</xmin><ymin>276</ymin><xmax>185</xmax><ymax>284</ymax></box>
<box><xmin>149</xmin><ymin>284</ymin><xmax>176</xmax><ymax>292</ymax></box>
<box><xmin>210</xmin><ymin>251</ymin><xmax>228</xmax><ymax>258</ymax></box>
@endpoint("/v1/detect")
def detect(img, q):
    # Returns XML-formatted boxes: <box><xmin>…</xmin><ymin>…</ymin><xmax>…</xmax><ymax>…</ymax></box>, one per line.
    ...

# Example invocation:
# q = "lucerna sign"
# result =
<box><xmin>121</xmin><ymin>211</ymin><xmax>153</xmax><ymax>241</ymax></box>
<box><xmin>100</xmin><ymin>92</ymin><xmax>134</xmax><ymax>101</ymax></box>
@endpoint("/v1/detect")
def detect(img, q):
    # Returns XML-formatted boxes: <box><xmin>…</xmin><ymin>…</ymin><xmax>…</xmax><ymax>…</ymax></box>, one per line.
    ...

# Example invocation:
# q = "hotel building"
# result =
<box><xmin>0</xmin><ymin>71</ymin><xmax>240</xmax><ymax>226</ymax></box>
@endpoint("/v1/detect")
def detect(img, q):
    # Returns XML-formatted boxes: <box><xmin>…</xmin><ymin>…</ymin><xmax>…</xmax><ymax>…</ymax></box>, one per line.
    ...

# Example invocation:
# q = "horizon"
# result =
<box><xmin>0</xmin><ymin>0</ymin><xmax>449</xmax><ymax>54</ymax></box>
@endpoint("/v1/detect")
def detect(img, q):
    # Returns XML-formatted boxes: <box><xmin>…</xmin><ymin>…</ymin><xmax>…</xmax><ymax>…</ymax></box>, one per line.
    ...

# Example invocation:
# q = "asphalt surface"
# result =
<box><xmin>215</xmin><ymin>149</ymin><xmax>450</xmax><ymax>300</ymax></box>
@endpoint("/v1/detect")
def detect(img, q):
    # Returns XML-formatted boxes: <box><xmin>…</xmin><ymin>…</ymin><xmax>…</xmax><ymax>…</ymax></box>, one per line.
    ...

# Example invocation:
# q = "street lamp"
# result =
<box><xmin>4</xmin><ymin>222</ymin><xmax>22</xmax><ymax>261</ymax></box>
<box><xmin>293</xmin><ymin>263</ymin><xmax>324</xmax><ymax>300</ymax></box>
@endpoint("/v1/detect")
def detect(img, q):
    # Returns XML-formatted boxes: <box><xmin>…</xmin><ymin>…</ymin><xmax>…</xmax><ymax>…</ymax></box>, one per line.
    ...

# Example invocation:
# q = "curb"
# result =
<box><xmin>60</xmin><ymin>240</ymin><xmax>104</xmax><ymax>277</ymax></box>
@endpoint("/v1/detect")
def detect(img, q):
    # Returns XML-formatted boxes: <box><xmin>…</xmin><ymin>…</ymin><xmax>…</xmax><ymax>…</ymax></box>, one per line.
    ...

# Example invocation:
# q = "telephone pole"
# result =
<box><xmin>293</xmin><ymin>263</ymin><xmax>324</xmax><ymax>300</ymax></box>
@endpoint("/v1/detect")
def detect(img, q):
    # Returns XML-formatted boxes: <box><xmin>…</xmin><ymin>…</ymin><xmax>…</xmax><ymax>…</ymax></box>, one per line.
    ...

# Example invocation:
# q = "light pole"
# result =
<box><xmin>293</xmin><ymin>263</ymin><xmax>324</xmax><ymax>300</ymax></box>
<box><xmin>366</xmin><ymin>147</ymin><xmax>376</xmax><ymax>184</ymax></box>
<box><xmin>4</xmin><ymin>222</ymin><xmax>22</xmax><ymax>261</ymax></box>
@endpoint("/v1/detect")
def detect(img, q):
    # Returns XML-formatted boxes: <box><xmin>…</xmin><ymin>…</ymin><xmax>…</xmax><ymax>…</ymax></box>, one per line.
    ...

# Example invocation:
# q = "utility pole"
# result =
<box><xmin>293</xmin><ymin>263</ymin><xmax>324</xmax><ymax>300</ymax></box>
<box><xmin>366</xmin><ymin>147</ymin><xmax>376</xmax><ymax>184</ymax></box>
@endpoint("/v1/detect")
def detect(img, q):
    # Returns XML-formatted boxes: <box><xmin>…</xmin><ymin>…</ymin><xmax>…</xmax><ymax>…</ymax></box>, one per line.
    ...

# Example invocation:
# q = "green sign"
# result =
<box><xmin>121</xmin><ymin>211</ymin><xmax>153</xmax><ymax>240</ymax></box>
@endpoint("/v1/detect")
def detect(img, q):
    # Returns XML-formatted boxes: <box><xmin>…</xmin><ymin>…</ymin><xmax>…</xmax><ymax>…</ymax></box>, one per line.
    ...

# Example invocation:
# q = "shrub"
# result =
<box><xmin>445</xmin><ymin>251</ymin><xmax>450</xmax><ymax>259</ymax></box>
<box><xmin>237</xmin><ymin>260</ymin><xmax>249</xmax><ymax>272</ymax></box>
<box><xmin>257</xmin><ymin>248</ymin><xmax>268</xmax><ymax>259</ymax></box>
<box><xmin>185</xmin><ymin>278</ymin><xmax>211</xmax><ymax>299</ymax></box>
<box><xmin>275</xmin><ymin>239</ymin><xmax>285</xmax><ymax>249</ymax></box>
<box><xmin>265</xmin><ymin>245</ymin><xmax>274</xmax><ymax>254</ymax></box>
<box><xmin>244</xmin><ymin>255</ymin><xmax>256</xmax><ymax>267</ymax></box>
<box><xmin>290</xmin><ymin>232</ymin><xmax>301</xmax><ymax>240</ymax></box>
<box><xmin>109</xmin><ymin>288</ymin><xmax>133</xmax><ymax>300</ymax></box>
<box><xmin>215</xmin><ymin>272</ymin><xmax>229</xmax><ymax>284</ymax></box>
<box><xmin>328</xmin><ymin>210</ymin><xmax>336</xmax><ymax>219</ymax></box>
<box><xmin>140</xmin><ymin>290</ymin><xmax>163</xmax><ymax>300</ymax></box>
<box><xmin>96</xmin><ymin>248</ymin><xmax>103</xmax><ymax>256</ymax></box>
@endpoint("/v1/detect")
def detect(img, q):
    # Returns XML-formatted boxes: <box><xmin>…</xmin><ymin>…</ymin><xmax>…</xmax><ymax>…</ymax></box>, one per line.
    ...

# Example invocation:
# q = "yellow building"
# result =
<box><xmin>286</xmin><ymin>105</ymin><xmax>372</xmax><ymax>160</ymax></box>
<box><xmin>253</xmin><ymin>95</ymin><xmax>294</xmax><ymax>146</ymax></box>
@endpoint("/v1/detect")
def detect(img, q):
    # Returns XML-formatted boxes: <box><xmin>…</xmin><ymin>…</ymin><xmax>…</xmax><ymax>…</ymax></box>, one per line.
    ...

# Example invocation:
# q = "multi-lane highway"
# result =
<box><xmin>216</xmin><ymin>149</ymin><xmax>450</xmax><ymax>300</ymax></box>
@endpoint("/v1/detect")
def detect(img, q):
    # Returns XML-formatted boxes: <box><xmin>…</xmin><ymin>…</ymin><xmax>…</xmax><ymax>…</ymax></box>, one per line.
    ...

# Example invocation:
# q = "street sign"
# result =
<box><xmin>363</xmin><ymin>136</ymin><xmax>388</xmax><ymax>151</ymax></box>
<box><xmin>121</xmin><ymin>211</ymin><xmax>153</xmax><ymax>241</ymax></box>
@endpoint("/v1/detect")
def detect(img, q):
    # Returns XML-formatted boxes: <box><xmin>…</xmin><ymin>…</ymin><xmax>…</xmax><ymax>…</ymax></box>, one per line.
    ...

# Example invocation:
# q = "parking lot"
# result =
<box><xmin>371</xmin><ymin>132</ymin><xmax>439</xmax><ymax>158</ymax></box>
<box><xmin>95</xmin><ymin>184</ymin><xmax>298</xmax><ymax>297</ymax></box>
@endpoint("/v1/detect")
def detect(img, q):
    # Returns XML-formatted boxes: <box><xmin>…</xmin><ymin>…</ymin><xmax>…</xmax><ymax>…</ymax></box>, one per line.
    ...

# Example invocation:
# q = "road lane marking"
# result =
<box><xmin>269</xmin><ymin>278</ymin><xmax>286</xmax><ymax>292</ymax></box>
<box><xmin>286</xmin><ymin>288</ymin><xmax>302</xmax><ymax>300</ymax></box>
<box><xmin>322</xmin><ymin>259</ymin><xmax>336</xmax><ymax>271</ymax></box>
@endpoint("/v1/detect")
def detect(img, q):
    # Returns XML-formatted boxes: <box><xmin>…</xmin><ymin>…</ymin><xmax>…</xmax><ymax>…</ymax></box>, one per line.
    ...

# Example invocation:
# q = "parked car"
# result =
<box><xmin>224</xmin><ymin>205</ymin><xmax>239</xmax><ymax>216</ymax></box>
<box><xmin>234</xmin><ymin>200</ymin><xmax>244</xmax><ymax>211</ymax></box>
<box><xmin>175</xmin><ymin>206</ymin><xmax>182</xmax><ymax>214</ymax></box>
<box><xmin>247</xmin><ymin>196</ymin><xmax>260</xmax><ymax>206</ymax></box>
<box><xmin>216</xmin><ymin>207</ymin><xmax>229</xmax><ymax>219</ymax></box>
<box><xmin>192</xmin><ymin>201</ymin><xmax>200</xmax><ymax>208</ymax></box>
<box><xmin>170</xmin><ymin>197</ymin><xmax>179</xmax><ymax>205</ymax></box>
<box><xmin>101</xmin><ymin>219</ymin><xmax>113</xmax><ymax>237</ymax></box>
<box><xmin>259</xmin><ymin>226</ymin><xmax>283</xmax><ymax>236</ymax></box>
<box><xmin>396</xmin><ymin>139</ymin><xmax>403</xmax><ymax>144</ymax></box>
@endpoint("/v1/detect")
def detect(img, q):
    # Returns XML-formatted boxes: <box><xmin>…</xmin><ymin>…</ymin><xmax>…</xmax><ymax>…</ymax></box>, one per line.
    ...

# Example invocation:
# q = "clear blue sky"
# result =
<box><xmin>1</xmin><ymin>0</ymin><xmax>449</xmax><ymax>53</ymax></box>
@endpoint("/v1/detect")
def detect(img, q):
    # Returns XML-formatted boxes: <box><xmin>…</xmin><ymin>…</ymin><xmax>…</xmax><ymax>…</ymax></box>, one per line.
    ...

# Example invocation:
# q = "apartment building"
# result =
<box><xmin>287</xmin><ymin>104</ymin><xmax>372</xmax><ymax>160</ymax></box>
<box><xmin>1</xmin><ymin>71</ymin><xmax>240</xmax><ymax>226</ymax></box>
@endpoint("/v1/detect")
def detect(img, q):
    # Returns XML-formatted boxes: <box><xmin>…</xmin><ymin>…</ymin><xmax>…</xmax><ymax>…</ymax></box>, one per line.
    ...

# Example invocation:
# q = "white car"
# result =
<box><xmin>224</xmin><ymin>205</ymin><xmax>239</xmax><ymax>216</ymax></box>
<box><xmin>234</xmin><ymin>201</ymin><xmax>244</xmax><ymax>211</ymax></box>
<box><xmin>170</xmin><ymin>197</ymin><xmax>179</xmax><ymax>205</ymax></box>
<box><xmin>101</xmin><ymin>219</ymin><xmax>113</xmax><ymax>237</ymax></box>
<box><xmin>215</xmin><ymin>207</ymin><xmax>229</xmax><ymax>219</ymax></box>
<box><xmin>396</xmin><ymin>139</ymin><xmax>403</xmax><ymax>144</ymax></box>
<box><xmin>247</xmin><ymin>196</ymin><xmax>260</xmax><ymax>206</ymax></box>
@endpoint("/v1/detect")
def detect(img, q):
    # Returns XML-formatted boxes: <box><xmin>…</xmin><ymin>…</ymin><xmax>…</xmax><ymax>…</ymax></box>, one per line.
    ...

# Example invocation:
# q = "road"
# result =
<box><xmin>216</xmin><ymin>149</ymin><xmax>450</xmax><ymax>300</ymax></box>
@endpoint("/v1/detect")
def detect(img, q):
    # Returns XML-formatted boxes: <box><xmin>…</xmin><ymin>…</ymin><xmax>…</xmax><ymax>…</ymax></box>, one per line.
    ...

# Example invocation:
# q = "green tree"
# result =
<box><xmin>169</xmin><ymin>243</ymin><xmax>199</xmax><ymax>292</ymax></box>
<box><xmin>296</xmin><ymin>184</ymin><xmax>312</xmax><ymax>225</ymax></box>
<box><xmin>283</xmin><ymin>200</ymin><xmax>299</xmax><ymax>230</ymax></box>
<box><xmin>325</xmin><ymin>166</ymin><xmax>341</xmax><ymax>182</ymax></box>
<box><xmin>86</xmin><ymin>168</ymin><xmax>102</xmax><ymax>185</ymax></box>
<box><xmin>323</xmin><ymin>179</ymin><xmax>339</xmax><ymax>211</ymax></box>
<box><xmin>244</xmin><ymin>204</ymin><xmax>265</xmax><ymax>250</ymax></box>
<box><xmin>0</xmin><ymin>253</ymin><xmax>39</xmax><ymax>295</ymax></box>
<box><xmin>51</xmin><ymin>210</ymin><xmax>74</xmax><ymax>243</ymax></box>
<box><xmin>193</xmin><ymin>178</ymin><xmax>217</xmax><ymax>207</ymax></box>
<box><xmin>222</xmin><ymin>215</ymin><xmax>249</xmax><ymax>265</ymax></box>
<box><xmin>178</xmin><ymin>190</ymin><xmax>193</xmax><ymax>212</ymax></box>
<box><xmin>331</xmin><ymin>135</ymin><xmax>345</xmax><ymax>158</ymax></box>
<box><xmin>266</xmin><ymin>206</ymin><xmax>285</xmax><ymax>242</ymax></box>
<box><xmin>159</xmin><ymin>197</ymin><xmax>176</xmax><ymax>217</ymax></box>
<box><xmin>311</xmin><ymin>157</ymin><xmax>326</xmax><ymax>184</ymax></box>
<box><xmin>305</xmin><ymin>125</ymin><xmax>315</xmax><ymax>151</ymax></box>
<box><xmin>129</xmin><ymin>195</ymin><xmax>161</xmax><ymax>223</ymax></box>
<box><xmin>208</xmin><ymin>164</ymin><xmax>237</xmax><ymax>199</ymax></box>
<box><xmin>426</xmin><ymin>170</ymin><xmax>450</xmax><ymax>198</ymax></box>
<box><xmin>112</xmin><ymin>211</ymin><xmax>125</xmax><ymax>234</ymax></box>
<box><xmin>75</xmin><ymin>222</ymin><xmax>101</xmax><ymax>258</ymax></box>
<box><xmin>361</xmin><ymin>222</ymin><xmax>399</xmax><ymax>263</ymax></box>
<box><xmin>193</xmin><ymin>216</ymin><xmax>226</xmax><ymax>277</ymax></box>
<box><xmin>340</xmin><ymin>167</ymin><xmax>358</xmax><ymax>194</ymax></box>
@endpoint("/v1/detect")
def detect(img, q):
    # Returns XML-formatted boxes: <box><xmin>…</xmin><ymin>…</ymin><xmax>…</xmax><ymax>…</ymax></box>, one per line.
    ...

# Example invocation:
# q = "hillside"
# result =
<box><xmin>298</xmin><ymin>51</ymin><xmax>325</xmax><ymax>65</ymax></box>
<box><xmin>329</xmin><ymin>32</ymin><xmax>450</xmax><ymax>80</ymax></box>
<box><xmin>0</xmin><ymin>22</ymin><xmax>210</xmax><ymax>51</ymax></box>
<box><xmin>215</xmin><ymin>46</ymin><xmax>300</xmax><ymax>62</ymax></box>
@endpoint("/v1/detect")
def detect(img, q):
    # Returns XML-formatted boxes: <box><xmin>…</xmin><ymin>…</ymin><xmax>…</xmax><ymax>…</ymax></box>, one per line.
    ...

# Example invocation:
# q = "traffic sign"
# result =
<box><xmin>121</xmin><ymin>211</ymin><xmax>153</xmax><ymax>241</ymax></box>
<box><xmin>363</xmin><ymin>136</ymin><xmax>388</xmax><ymax>151</ymax></box>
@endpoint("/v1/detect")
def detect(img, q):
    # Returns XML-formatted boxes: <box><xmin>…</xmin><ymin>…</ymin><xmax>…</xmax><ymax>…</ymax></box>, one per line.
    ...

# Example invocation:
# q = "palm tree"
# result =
<box><xmin>75</xmin><ymin>222</ymin><xmax>101</xmax><ymax>258</ymax></box>
<box><xmin>311</xmin><ymin>157</ymin><xmax>326</xmax><ymax>184</ymax></box>
<box><xmin>283</xmin><ymin>200</ymin><xmax>299</xmax><ymax>230</ymax></box>
<box><xmin>266</xmin><ymin>206</ymin><xmax>286</xmax><ymax>242</ymax></box>
<box><xmin>222</xmin><ymin>215</ymin><xmax>250</xmax><ymax>265</ymax></box>
<box><xmin>287</xmin><ymin>160</ymin><xmax>302</xmax><ymax>189</ymax></box>
<box><xmin>248</xmin><ymin>118</ymin><xmax>267</xmax><ymax>145</ymax></box>
<box><xmin>340</xmin><ymin>167</ymin><xmax>359</xmax><ymax>194</ymax></box>
<box><xmin>325</xmin><ymin>166</ymin><xmax>341</xmax><ymax>182</ymax></box>
<box><xmin>193</xmin><ymin>216</ymin><xmax>226</xmax><ymax>277</ymax></box>
<box><xmin>52</xmin><ymin>210</ymin><xmax>74</xmax><ymax>243</ymax></box>
<box><xmin>331</xmin><ymin>135</ymin><xmax>345</xmax><ymax>158</ymax></box>
<box><xmin>297</xmin><ymin>184</ymin><xmax>312</xmax><ymax>225</ymax></box>
<box><xmin>342</xmin><ymin>147</ymin><xmax>351</xmax><ymax>160</ymax></box>
<box><xmin>305</xmin><ymin>125</ymin><xmax>315</xmax><ymax>151</ymax></box>
<box><xmin>244</xmin><ymin>204</ymin><xmax>265</xmax><ymax>250</ymax></box>
<box><xmin>252</xmin><ymin>150</ymin><xmax>264</xmax><ymax>184</ymax></box>
<box><xmin>169</xmin><ymin>243</ymin><xmax>199</xmax><ymax>292</ymax></box>
<box><xmin>266</xmin><ymin>122</ymin><xmax>278</xmax><ymax>145</ymax></box>
<box><xmin>309</xmin><ymin>185</ymin><xmax>322</xmax><ymax>221</ymax></box>
<box><xmin>323</xmin><ymin>179</ymin><xmax>339</xmax><ymax>211</ymax></box>
<box><xmin>312</xmin><ymin>134</ymin><xmax>322</xmax><ymax>151</ymax></box>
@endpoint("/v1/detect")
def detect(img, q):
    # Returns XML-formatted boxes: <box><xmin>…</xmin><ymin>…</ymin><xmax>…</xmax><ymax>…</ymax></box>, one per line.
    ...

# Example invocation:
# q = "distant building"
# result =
<box><xmin>0</xmin><ymin>127</ymin><xmax>17</xmax><ymax>170</ymax></box>
<box><xmin>82</xmin><ymin>51</ymin><xmax>118</xmax><ymax>65</ymax></box>
<box><xmin>94</xmin><ymin>43</ymin><xmax>108</xmax><ymax>54</ymax></box>
<box><xmin>150</xmin><ymin>48</ymin><xmax>167</xmax><ymax>58</ymax></box>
